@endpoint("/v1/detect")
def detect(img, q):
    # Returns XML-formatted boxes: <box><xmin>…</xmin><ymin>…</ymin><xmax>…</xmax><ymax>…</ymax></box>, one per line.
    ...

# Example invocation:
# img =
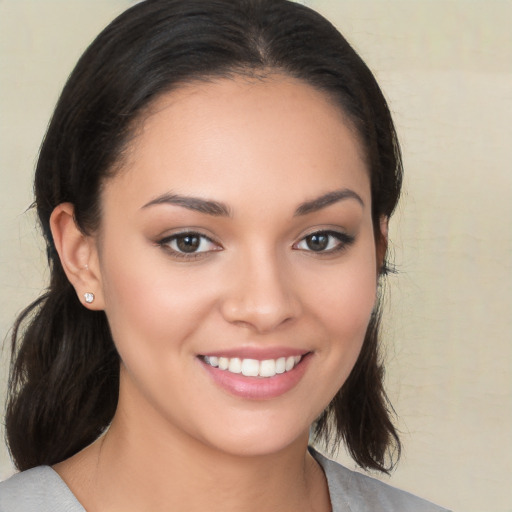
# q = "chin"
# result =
<box><xmin>188</xmin><ymin>407</ymin><xmax>314</xmax><ymax>459</ymax></box>
<box><xmin>205</xmin><ymin>430</ymin><xmax>309</xmax><ymax>459</ymax></box>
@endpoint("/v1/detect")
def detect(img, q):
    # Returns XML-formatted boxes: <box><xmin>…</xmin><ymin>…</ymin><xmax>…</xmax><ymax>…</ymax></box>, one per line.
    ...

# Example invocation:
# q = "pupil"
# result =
<box><xmin>177</xmin><ymin>235</ymin><xmax>200</xmax><ymax>253</ymax></box>
<box><xmin>307</xmin><ymin>234</ymin><xmax>328</xmax><ymax>251</ymax></box>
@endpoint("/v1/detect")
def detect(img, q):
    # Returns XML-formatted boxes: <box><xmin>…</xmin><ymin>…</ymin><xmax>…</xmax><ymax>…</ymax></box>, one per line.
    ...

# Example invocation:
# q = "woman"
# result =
<box><xmin>0</xmin><ymin>1</ymin><xmax>449</xmax><ymax>510</ymax></box>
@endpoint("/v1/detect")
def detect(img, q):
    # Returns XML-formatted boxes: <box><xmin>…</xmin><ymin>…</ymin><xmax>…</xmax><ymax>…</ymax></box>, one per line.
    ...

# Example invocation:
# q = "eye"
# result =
<box><xmin>294</xmin><ymin>230</ymin><xmax>354</xmax><ymax>253</ymax></box>
<box><xmin>158</xmin><ymin>232</ymin><xmax>221</xmax><ymax>257</ymax></box>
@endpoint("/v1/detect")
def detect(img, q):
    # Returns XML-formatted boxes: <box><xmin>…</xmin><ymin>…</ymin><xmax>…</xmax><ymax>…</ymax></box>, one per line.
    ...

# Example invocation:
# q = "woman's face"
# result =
<box><xmin>94</xmin><ymin>76</ymin><xmax>381</xmax><ymax>456</ymax></box>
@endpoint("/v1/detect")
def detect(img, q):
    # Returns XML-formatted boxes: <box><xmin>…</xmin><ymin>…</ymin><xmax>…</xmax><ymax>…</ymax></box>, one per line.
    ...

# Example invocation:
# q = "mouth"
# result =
<box><xmin>200</xmin><ymin>354</ymin><xmax>304</xmax><ymax>378</ymax></box>
<box><xmin>198</xmin><ymin>351</ymin><xmax>312</xmax><ymax>399</ymax></box>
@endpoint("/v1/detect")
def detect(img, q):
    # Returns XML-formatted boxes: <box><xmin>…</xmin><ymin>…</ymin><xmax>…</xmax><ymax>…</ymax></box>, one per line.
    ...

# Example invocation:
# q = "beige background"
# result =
<box><xmin>1</xmin><ymin>1</ymin><xmax>511</xmax><ymax>511</ymax></box>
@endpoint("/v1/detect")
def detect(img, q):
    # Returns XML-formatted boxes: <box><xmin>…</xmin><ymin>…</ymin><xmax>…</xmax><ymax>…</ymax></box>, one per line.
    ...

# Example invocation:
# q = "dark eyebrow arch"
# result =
<box><xmin>141</xmin><ymin>193</ymin><xmax>231</xmax><ymax>217</ymax></box>
<box><xmin>294</xmin><ymin>189</ymin><xmax>364</xmax><ymax>216</ymax></box>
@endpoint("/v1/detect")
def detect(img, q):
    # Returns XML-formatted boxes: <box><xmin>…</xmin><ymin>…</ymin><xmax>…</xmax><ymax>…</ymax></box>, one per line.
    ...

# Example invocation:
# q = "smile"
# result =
<box><xmin>202</xmin><ymin>355</ymin><xmax>302</xmax><ymax>378</ymax></box>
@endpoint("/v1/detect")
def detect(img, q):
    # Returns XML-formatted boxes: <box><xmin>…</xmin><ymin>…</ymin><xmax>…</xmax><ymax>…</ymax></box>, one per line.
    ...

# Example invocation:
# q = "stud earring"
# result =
<box><xmin>84</xmin><ymin>292</ymin><xmax>95</xmax><ymax>304</ymax></box>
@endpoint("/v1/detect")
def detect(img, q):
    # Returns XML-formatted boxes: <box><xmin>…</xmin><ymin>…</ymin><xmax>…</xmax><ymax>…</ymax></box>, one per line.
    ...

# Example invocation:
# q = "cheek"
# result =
<box><xmin>302</xmin><ymin>245</ymin><xmax>378</xmax><ymax>395</ymax></box>
<box><xmin>99</xmin><ymin>246</ymin><xmax>217</xmax><ymax>360</ymax></box>
<box><xmin>309</xmin><ymin>254</ymin><xmax>377</xmax><ymax>341</ymax></box>
<box><xmin>331</xmin><ymin>271</ymin><xmax>377</xmax><ymax>334</ymax></box>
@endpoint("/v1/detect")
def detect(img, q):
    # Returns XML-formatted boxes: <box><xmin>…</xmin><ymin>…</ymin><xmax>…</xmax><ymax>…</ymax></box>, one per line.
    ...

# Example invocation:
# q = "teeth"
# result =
<box><xmin>259</xmin><ymin>359</ymin><xmax>276</xmax><ymax>377</ymax></box>
<box><xmin>228</xmin><ymin>357</ymin><xmax>242</xmax><ymax>374</ymax></box>
<box><xmin>275</xmin><ymin>357</ymin><xmax>286</xmax><ymax>374</ymax></box>
<box><xmin>241</xmin><ymin>359</ymin><xmax>260</xmax><ymax>377</ymax></box>
<box><xmin>203</xmin><ymin>354</ymin><xmax>303</xmax><ymax>378</ymax></box>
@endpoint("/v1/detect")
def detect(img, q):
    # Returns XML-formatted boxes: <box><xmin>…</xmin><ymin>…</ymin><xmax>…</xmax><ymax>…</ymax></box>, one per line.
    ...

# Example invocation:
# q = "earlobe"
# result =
<box><xmin>49</xmin><ymin>203</ymin><xmax>105</xmax><ymax>310</ymax></box>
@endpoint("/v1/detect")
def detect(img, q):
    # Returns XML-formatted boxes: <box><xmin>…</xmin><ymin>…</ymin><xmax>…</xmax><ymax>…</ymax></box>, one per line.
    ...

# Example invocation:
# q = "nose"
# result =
<box><xmin>220</xmin><ymin>249</ymin><xmax>301</xmax><ymax>333</ymax></box>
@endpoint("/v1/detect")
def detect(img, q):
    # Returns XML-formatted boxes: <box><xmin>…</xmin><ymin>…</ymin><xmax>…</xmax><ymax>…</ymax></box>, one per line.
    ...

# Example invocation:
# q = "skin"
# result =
<box><xmin>51</xmin><ymin>75</ymin><xmax>386</xmax><ymax>512</ymax></box>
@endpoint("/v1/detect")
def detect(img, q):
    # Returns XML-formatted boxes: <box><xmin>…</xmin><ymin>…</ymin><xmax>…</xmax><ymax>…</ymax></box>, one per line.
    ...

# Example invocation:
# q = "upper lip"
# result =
<box><xmin>199</xmin><ymin>347</ymin><xmax>310</xmax><ymax>360</ymax></box>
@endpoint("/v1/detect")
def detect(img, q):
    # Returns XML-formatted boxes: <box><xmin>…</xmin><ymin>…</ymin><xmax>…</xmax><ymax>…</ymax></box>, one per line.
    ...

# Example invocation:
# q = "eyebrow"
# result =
<box><xmin>294</xmin><ymin>189</ymin><xmax>364</xmax><ymax>216</ymax></box>
<box><xmin>142</xmin><ymin>188</ymin><xmax>363</xmax><ymax>217</ymax></box>
<box><xmin>142</xmin><ymin>193</ymin><xmax>231</xmax><ymax>217</ymax></box>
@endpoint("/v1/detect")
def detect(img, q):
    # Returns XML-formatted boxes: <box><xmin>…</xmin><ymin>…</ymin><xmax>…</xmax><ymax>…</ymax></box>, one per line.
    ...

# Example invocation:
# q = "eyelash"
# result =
<box><xmin>157</xmin><ymin>229</ymin><xmax>354</xmax><ymax>260</ymax></box>
<box><xmin>157</xmin><ymin>231</ymin><xmax>222</xmax><ymax>260</ymax></box>
<box><xmin>293</xmin><ymin>230</ymin><xmax>355</xmax><ymax>255</ymax></box>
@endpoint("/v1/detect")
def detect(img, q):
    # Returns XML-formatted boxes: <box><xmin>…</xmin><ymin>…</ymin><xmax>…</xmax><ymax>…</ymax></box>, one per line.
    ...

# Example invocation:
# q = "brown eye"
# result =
<box><xmin>176</xmin><ymin>234</ymin><xmax>201</xmax><ymax>253</ymax></box>
<box><xmin>158</xmin><ymin>232</ymin><xmax>221</xmax><ymax>258</ymax></box>
<box><xmin>295</xmin><ymin>230</ymin><xmax>355</xmax><ymax>254</ymax></box>
<box><xmin>305</xmin><ymin>233</ymin><xmax>329</xmax><ymax>251</ymax></box>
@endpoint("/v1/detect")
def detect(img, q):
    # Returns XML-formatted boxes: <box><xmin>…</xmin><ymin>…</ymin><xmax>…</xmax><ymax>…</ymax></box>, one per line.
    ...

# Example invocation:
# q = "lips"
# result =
<box><xmin>198</xmin><ymin>350</ymin><xmax>311</xmax><ymax>400</ymax></box>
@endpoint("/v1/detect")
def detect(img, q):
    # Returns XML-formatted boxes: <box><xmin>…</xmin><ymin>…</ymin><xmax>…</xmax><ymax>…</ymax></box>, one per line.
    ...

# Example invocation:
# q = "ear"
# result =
<box><xmin>376</xmin><ymin>215</ymin><xmax>389</xmax><ymax>275</ymax></box>
<box><xmin>50</xmin><ymin>203</ymin><xmax>105</xmax><ymax>310</ymax></box>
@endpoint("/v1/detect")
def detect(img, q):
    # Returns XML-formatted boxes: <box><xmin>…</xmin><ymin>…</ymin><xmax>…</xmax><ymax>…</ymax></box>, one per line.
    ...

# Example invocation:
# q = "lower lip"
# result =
<box><xmin>199</xmin><ymin>354</ymin><xmax>311</xmax><ymax>400</ymax></box>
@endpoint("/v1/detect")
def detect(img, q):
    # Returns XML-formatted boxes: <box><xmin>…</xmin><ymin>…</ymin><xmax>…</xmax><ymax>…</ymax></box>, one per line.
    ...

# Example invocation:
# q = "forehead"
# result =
<box><xmin>107</xmin><ymin>75</ymin><xmax>370</xmax><ymax>213</ymax></box>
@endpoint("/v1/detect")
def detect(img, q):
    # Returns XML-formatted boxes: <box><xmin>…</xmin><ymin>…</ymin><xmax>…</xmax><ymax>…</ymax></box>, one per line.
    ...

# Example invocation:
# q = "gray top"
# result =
<box><xmin>0</xmin><ymin>449</ymin><xmax>450</xmax><ymax>511</ymax></box>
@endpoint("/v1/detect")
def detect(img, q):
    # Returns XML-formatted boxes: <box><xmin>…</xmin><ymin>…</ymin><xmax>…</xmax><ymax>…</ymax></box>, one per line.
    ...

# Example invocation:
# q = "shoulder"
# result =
<box><xmin>0</xmin><ymin>466</ymin><xmax>85</xmax><ymax>512</ymax></box>
<box><xmin>310</xmin><ymin>448</ymin><xmax>451</xmax><ymax>512</ymax></box>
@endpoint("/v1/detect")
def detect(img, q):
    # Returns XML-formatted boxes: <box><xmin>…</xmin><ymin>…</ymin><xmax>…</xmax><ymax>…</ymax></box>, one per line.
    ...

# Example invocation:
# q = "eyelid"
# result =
<box><xmin>293</xmin><ymin>229</ymin><xmax>355</xmax><ymax>253</ymax></box>
<box><xmin>156</xmin><ymin>230</ymin><xmax>223</xmax><ymax>259</ymax></box>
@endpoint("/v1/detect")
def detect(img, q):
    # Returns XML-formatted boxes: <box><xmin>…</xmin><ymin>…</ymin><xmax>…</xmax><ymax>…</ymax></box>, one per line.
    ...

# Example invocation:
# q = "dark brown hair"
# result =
<box><xmin>6</xmin><ymin>0</ymin><xmax>402</xmax><ymax>473</ymax></box>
